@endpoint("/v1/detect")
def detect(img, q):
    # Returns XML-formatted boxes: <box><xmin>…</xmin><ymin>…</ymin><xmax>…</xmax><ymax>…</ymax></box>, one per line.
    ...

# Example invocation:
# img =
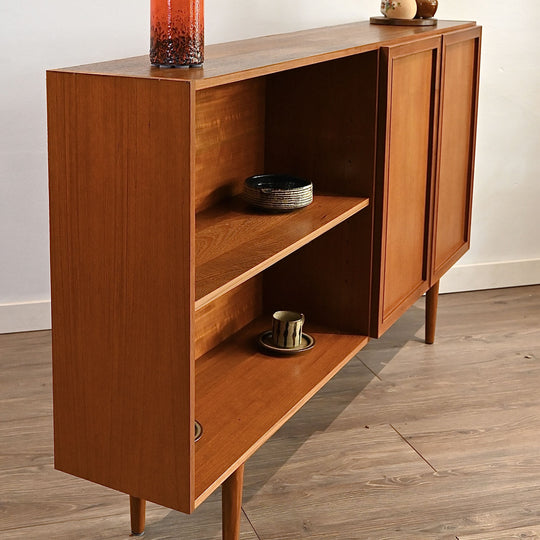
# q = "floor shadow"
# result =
<box><xmin>360</xmin><ymin>303</ymin><xmax>427</xmax><ymax>372</ymax></box>
<box><xmin>142</xmin><ymin>304</ymin><xmax>427</xmax><ymax>536</ymax></box>
<box><xmin>241</xmin><ymin>304</ymin><xmax>426</xmax><ymax>502</ymax></box>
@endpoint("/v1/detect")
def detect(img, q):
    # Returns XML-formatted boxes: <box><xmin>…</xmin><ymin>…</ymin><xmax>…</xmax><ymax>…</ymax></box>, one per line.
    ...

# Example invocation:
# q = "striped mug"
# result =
<box><xmin>272</xmin><ymin>311</ymin><xmax>305</xmax><ymax>349</ymax></box>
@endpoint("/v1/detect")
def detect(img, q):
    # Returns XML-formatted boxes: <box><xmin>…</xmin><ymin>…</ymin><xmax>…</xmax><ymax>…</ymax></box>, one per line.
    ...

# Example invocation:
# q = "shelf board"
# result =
<box><xmin>194</xmin><ymin>316</ymin><xmax>369</xmax><ymax>506</ymax></box>
<box><xmin>52</xmin><ymin>21</ymin><xmax>476</xmax><ymax>89</ymax></box>
<box><xmin>195</xmin><ymin>194</ymin><xmax>369</xmax><ymax>310</ymax></box>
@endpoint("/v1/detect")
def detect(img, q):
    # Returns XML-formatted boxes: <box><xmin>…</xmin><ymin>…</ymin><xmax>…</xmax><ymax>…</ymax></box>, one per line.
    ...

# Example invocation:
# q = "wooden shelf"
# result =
<box><xmin>195</xmin><ymin>194</ymin><xmax>370</xmax><ymax>310</ymax></box>
<box><xmin>53</xmin><ymin>21</ymin><xmax>475</xmax><ymax>89</ymax></box>
<box><xmin>194</xmin><ymin>315</ymin><xmax>369</xmax><ymax>505</ymax></box>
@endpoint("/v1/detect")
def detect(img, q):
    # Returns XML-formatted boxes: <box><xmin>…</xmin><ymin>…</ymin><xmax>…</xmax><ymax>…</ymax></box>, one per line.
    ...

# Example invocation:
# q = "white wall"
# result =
<box><xmin>436</xmin><ymin>2</ymin><xmax>540</xmax><ymax>293</ymax></box>
<box><xmin>1</xmin><ymin>1</ymin><xmax>538</xmax><ymax>332</ymax></box>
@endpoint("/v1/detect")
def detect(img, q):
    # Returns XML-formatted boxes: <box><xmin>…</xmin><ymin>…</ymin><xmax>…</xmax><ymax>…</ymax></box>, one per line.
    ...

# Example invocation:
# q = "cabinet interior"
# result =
<box><xmin>191</xmin><ymin>51</ymin><xmax>378</xmax><ymax>505</ymax></box>
<box><xmin>194</xmin><ymin>51</ymin><xmax>378</xmax><ymax>357</ymax></box>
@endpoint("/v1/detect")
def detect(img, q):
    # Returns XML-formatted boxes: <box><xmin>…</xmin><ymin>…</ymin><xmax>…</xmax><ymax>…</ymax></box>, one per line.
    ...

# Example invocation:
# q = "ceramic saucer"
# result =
<box><xmin>258</xmin><ymin>330</ymin><xmax>315</xmax><ymax>355</ymax></box>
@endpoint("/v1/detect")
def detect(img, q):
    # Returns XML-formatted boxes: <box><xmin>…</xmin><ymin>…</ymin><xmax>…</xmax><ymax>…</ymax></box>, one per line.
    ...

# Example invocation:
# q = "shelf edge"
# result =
<box><xmin>195</xmin><ymin>197</ymin><xmax>369</xmax><ymax>311</ymax></box>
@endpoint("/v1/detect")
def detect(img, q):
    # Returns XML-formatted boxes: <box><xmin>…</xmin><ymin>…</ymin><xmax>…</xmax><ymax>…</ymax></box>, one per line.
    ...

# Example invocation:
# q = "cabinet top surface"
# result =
<box><xmin>50</xmin><ymin>20</ymin><xmax>476</xmax><ymax>88</ymax></box>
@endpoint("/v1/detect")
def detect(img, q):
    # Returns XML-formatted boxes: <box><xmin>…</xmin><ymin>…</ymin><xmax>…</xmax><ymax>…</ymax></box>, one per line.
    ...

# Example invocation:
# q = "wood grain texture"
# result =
<box><xmin>459</xmin><ymin>527</ymin><xmax>540</xmax><ymax>540</ymax></box>
<box><xmin>244</xmin><ymin>425</ymin><xmax>436</xmax><ymax>540</ymax></box>
<box><xmin>425</xmin><ymin>279</ymin><xmax>439</xmax><ymax>344</ymax></box>
<box><xmin>264</xmin><ymin>53</ymin><xmax>378</xmax><ymax>335</ymax></box>
<box><xmin>373</xmin><ymin>38</ymin><xmax>440</xmax><ymax>337</ymax></box>
<box><xmin>0</xmin><ymin>465</ymin><xmax>256</xmax><ymax>539</ymax></box>
<box><xmin>0</xmin><ymin>415</ymin><xmax>52</xmax><ymax>471</ymax></box>
<box><xmin>194</xmin><ymin>316</ymin><xmax>369</xmax><ymax>505</ymax></box>
<box><xmin>0</xmin><ymin>332</ymin><xmax>52</xmax><ymax>423</ymax></box>
<box><xmin>265</xmin><ymin>52</ymin><xmax>378</xmax><ymax>198</ymax></box>
<box><xmin>243</xmin><ymin>286</ymin><xmax>540</xmax><ymax>539</ymax></box>
<box><xmin>0</xmin><ymin>504</ymin><xmax>258</xmax><ymax>540</ymax></box>
<box><xmin>130</xmin><ymin>496</ymin><xmax>146</xmax><ymax>535</ymax></box>
<box><xmin>432</xmin><ymin>26</ymin><xmax>481</xmax><ymax>282</ymax></box>
<box><xmin>222</xmin><ymin>465</ymin><xmax>245</xmax><ymax>540</ymax></box>
<box><xmin>47</xmin><ymin>72</ymin><xmax>194</xmax><ymax>512</ymax></box>
<box><xmin>194</xmin><ymin>277</ymin><xmax>263</xmax><ymax>360</ymax></box>
<box><xmin>51</xmin><ymin>20</ymin><xmax>475</xmax><ymax>89</ymax></box>
<box><xmin>263</xmin><ymin>214</ymin><xmax>372</xmax><ymax>334</ymax></box>
<box><xmin>195</xmin><ymin>195</ymin><xmax>369</xmax><ymax>309</ymax></box>
<box><xmin>195</xmin><ymin>79</ymin><xmax>265</xmax><ymax>212</ymax></box>
<box><xmin>0</xmin><ymin>330</ymin><xmax>258</xmax><ymax>538</ymax></box>
<box><xmin>44</xmin><ymin>20</ymin><xmax>482</xmax><ymax>530</ymax></box>
<box><xmin>2</xmin><ymin>286</ymin><xmax>539</xmax><ymax>538</ymax></box>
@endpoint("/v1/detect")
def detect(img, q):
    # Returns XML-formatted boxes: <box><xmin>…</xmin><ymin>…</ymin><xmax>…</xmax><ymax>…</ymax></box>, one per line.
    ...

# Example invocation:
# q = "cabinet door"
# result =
<box><xmin>431</xmin><ymin>27</ymin><xmax>481</xmax><ymax>283</ymax></box>
<box><xmin>372</xmin><ymin>37</ymin><xmax>441</xmax><ymax>337</ymax></box>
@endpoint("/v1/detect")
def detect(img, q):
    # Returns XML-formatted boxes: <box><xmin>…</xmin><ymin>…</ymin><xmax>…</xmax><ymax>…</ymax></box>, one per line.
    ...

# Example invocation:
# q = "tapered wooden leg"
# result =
<box><xmin>130</xmin><ymin>496</ymin><xmax>146</xmax><ymax>536</ymax></box>
<box><xmin>425</xmin><ymin>280</ymin><xmax>440</xmax><ymax>345</ymax></box>
<box><xmin>222</xmin><ymin>464</ymin><xmax>245</xmax><ymax>540</ymax></box>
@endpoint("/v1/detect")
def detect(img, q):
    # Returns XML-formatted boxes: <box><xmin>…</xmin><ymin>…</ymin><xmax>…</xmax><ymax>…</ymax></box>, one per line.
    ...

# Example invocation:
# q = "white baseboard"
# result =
<box><xmin>1</xmin><ymin>260</ymin><xmax>538</xmax><ymax>333</ymax></box>
<box><xmin>440</xmin><ymin>258</ymin><xmax>540</xmax><ymax>294</ymax></box>
<box><xmin>0</xmin><ymin>300</ymin><xmax>51</xmax><ymax>334</ymax></box>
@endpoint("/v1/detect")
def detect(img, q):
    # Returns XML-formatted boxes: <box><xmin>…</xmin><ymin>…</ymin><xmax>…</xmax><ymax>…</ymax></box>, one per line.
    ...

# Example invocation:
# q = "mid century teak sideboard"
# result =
<box><xmin>46</xmin><ymin>19</ymin><xmax>481</xmax><ymax>539</ymax></box>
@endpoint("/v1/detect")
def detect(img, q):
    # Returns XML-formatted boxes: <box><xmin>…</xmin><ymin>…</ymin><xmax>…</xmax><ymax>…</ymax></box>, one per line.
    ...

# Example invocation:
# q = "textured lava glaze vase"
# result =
<box><xmin>150</xmin><ymin>0</ymin><xmax>204</xmax><ymax>67</ymax></box>
<box><xmin>416</xmin><ymin>0</ymin><xmax>438</xmax><ymax>18</ymax></box>
<box><xmin>380</xmin><ymin>0</ymin><xmax>417</xmax><ymax>19</ymax></box>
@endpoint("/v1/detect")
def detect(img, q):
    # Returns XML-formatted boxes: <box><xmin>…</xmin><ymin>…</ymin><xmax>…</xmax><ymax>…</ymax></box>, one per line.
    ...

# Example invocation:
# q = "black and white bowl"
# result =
<box><xmin>242</xmin><ymin>174</ymin><xmax>313</xmax><ymax>211</ymax></box>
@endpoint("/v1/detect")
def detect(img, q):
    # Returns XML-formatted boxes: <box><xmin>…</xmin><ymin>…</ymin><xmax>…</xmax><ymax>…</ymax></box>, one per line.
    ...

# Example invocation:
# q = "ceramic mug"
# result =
<box><xmin>272</xmin><ymin>311</ymin><xmax>304</xmax><ymax>348</ymax></box>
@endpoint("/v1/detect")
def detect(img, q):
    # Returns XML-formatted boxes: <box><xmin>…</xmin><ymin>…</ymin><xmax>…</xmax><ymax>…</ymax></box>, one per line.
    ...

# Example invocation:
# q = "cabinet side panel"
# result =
<box><xmin>433</xmin><ymin>30</ymin><xmax>480</xmax><ymax>279</ymax></box>
<box><xmin>381</xmin><ymin>49</ymin><xmax>435</xmax><ymax>321</ymax></box>
<box><xmin>47</xmin><ymin>72</ymin><xmax>194</xmax><ymax>512</ymax></box>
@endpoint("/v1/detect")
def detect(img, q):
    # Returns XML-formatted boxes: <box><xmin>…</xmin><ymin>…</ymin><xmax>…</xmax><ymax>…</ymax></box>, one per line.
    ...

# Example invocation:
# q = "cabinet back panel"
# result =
<box><xmin>263</xmin><ymin>214</ymin><xmax>371</xmax><ymax>335</ymax></box>
<box><xmin>434</xmin><ymin>36</ymin><xmax>478</xmax><ymax>275</ymax></box>
<box><xmin>265</xmin><ymin>52</ymin><xmax>378</xmax><ymax>198</ymax></box>
<box><xmin>194</xmin><ymin>277</ymin><xmax>263</xmax><ymax>359</ymax></box>
<box><xmin>382</xmin><ymin>50</ymin><xmax>434</xmax><ymax>319</ymax></box>
<box><xmin>195</xmin><ymin>79</ymin><xmax>266</xmax><ymax>212</ymax></box>
<box><xmin>47</xmin><ymin>73</ymin><xmax>194</xmax><ymax>512</ymax></box>
<box><xmin>263</xmin><ymin>54</ymin><xmax>378</xmax><ymax>335</ymax></box>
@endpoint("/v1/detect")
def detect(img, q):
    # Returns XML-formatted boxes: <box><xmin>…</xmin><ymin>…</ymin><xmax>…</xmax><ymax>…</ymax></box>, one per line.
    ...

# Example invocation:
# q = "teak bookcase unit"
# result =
<box><xmin>47</xmin><ymin>20</ymin><xmax>481</xmax><ymax>539</ymax></box>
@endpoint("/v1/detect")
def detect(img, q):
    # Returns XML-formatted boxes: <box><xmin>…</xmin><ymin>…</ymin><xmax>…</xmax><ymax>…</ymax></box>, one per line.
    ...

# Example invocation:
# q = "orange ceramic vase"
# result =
<box><xmin>150</xmin><ymin>0</ymin><xmax>204</xmax><ymax>67</ymax></box>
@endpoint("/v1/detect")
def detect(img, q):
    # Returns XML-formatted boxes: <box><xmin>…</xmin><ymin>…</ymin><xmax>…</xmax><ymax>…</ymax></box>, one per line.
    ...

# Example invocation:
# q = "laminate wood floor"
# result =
<box><xmin>1</xmin><ymin>286</ymin><xmax>539</xmax><ymax>539</ymax></box>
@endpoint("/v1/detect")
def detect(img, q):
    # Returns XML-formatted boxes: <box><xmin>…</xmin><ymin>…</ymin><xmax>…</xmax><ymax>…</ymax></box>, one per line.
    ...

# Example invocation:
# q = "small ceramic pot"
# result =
<box><xmin>380</xmin><ymin>0</ymin><xmax>417</xmax><ymax>19</ymax></box>
<box><xmin>272</xmin><ymin>311</ymin><xmax>304</xmax><ymax>349</ymax></box>
<box><xmin>415</xmin><ymin>0</ymin><xmax>438</xmax><ymax>18</ymax></box>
